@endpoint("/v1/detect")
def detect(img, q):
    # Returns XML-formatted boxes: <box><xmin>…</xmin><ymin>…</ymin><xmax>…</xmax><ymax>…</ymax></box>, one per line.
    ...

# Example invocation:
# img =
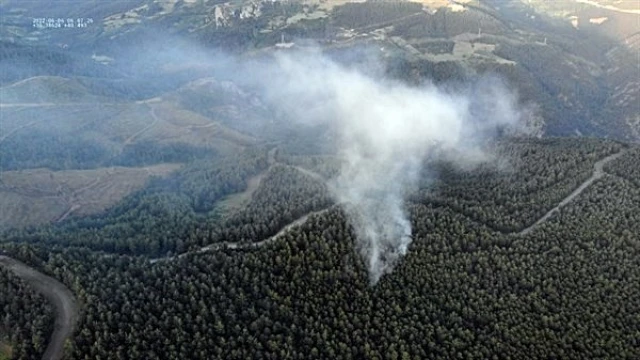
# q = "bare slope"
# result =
<box><xmin>0</xmin><ymin>81</ymin><xmax>256</xmax><ymax>156</ymax></box>
<box><xmin>0</xmin><ymin>76</ymin><xmax>113</xmax><ymax>103</ymax></box>
<box><xmin>0</xmin><ymin>163</ymin><xmax>181</xmax><ymax>229</ymax></box>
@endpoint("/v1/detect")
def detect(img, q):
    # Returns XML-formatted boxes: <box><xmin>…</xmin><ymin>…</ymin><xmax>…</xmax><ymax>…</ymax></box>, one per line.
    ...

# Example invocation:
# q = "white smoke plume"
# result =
<box><xmin>258</xmin><ymin>49</ymin><xmax>521</xmax><ymax>284</ymax></box>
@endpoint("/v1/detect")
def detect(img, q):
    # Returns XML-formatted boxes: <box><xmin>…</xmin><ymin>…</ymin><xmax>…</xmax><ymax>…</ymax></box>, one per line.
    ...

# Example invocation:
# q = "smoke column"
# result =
<box><xmin>260</xmin><ymin>50</ymin><xmax>521</xmax><ymax>284</ymax></box>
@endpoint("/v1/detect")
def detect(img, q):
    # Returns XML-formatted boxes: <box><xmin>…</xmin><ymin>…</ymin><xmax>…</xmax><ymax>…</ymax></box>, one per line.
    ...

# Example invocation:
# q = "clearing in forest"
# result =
<box><xmin>0</xmin><ymin>164</ymin><xmax>181</xmax><ymax>229</ymax></box>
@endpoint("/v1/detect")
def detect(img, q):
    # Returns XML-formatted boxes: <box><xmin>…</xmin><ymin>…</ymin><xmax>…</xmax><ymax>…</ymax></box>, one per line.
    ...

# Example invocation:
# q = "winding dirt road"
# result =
<box><xmin>149</xmin><ymin>154</ymin><xmax>332</xmax><ymax>264</ymax></box>
<box><xmin>0</xmin><ymin>256</ymin><xmax>78</xmax><ymax>360</ymax></box>
<box><xmin>123</xmin><ymin>105</ymin><xmax>160</xmax><ymax>146</ymax></box>
<box><xmin>150</xmin><ymin>207</ymin><xmax>333</xmax><ymax>264</ymax></box>
<box><xmin>151</xmin><ymin>148</ymin><xmax>628</xmax><ymax>263</ymax></box>
<box><xmin>518</xmin><ymin>149</ymin><xmax>627</xmax><ymax>235</ymax></box>
<box><xmin>202</xmin><ymin>207</ymin><xmax>332</xmax><ymax>251</ymax></box>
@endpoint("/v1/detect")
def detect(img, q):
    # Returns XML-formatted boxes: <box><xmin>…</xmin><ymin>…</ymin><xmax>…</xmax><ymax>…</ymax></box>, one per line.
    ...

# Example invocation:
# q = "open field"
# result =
<box><xmin>0</xmin><ymin>163</ymin><xmax>181</xmax><ymax>229</ymax></box>
<box><xmin>0</xmin><ymin>76</ymin><xmax>259</xmax><ymax>158</ymax></box>
<box><xmin>0</xmin><ymin>341</ymin><xmax>11</xmax><ymax>360</ymax></box>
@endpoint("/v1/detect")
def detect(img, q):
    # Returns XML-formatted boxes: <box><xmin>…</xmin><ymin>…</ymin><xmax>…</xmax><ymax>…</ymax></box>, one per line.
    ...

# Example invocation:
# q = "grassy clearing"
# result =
<box><xmin>0</xmin><ymin>163</ymin><xmax>182</xmax><ymax>229</ymax></box>
<box><xmin>0</xmin><ymin>341</ymin><xmax>12</xmax><ymax>360</ymax></box>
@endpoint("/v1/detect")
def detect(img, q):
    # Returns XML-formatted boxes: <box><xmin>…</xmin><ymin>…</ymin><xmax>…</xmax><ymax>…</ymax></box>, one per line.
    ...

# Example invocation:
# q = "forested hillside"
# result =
<box><xmin>1</xmin><ymin>1</ymin><xmax>639</xmax><ymax>358</ymax></box>
<box><xmin>1</xmin><ymin>138</ymin><xmax>638</xmax><ymax>359</ymax></box>
<box><xmin>2</xmin><ymin>149</ymin><xmax>270</xmax><ymax>256</ymax></box>
<box><xmin>0</xmin><ymin>267</ymin><xmax>54</xmax><ymax>360</ymax></box>
<box><xmin>418</xmin><ymin>138</ymin><xmax>622</xmax><ymax>232</ymax></box>
<box><xmin>604</xmin><ymin>147</ymin><xmax>640</xmax><ymax>187</ymax></box>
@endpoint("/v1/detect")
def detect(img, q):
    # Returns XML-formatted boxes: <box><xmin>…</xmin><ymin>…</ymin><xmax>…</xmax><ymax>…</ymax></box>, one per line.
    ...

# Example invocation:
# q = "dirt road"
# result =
<box><xmin>149</xmin><ymin>155</ymin><xmax>332</xmax><ymax>264</ymax></box>
<box><xmin>123</xmin><ymin>105</ymin><xmax>160</xmax><ymax>146</ymax></box>
<box><xmin>151</xmin><ymin>147</ymin><xmax>629</xmax><ymax>263</ymax></box>
<box><xmin>519</xmin><ymin>149</ymin><xmax>627</xmax><ymax>235</ymax></box>
<box><xmin>150</xmin><ymin>206</ymin><xmax>333</xmax><ymax>264</ymax></box>
<box><xmin>0</xmin><ymin>256</ymin><xmax>79</xmax><ymax>360</ymax></box>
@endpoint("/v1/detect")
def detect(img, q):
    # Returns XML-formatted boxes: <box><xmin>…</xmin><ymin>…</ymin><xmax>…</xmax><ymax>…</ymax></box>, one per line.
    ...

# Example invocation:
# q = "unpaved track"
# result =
<box><xmin>153</xmin><ymin>148</ymin><xmax>629</xmax><ymax>263</ymax></box>
<box><xmin>56</xmin><ymin>204</ymin><xmax>81</xmax><ymax>223</ymax></box>
<box><xmin>519</xmin><ymin>149</ymin><xmax>627</xmax><ymax>235</ymax></box>
<box><xmin>56</xmin><ymin>175</ymin><xmax>104</xmax><ymax>223</ymax></box>
<box><xmin>0</xmin><ymin>256</ymin><xmax>78</xmax><ymax>360</ymax></box>
<box><xmin>0</xmin><ymin>120</ymin><xmax>39</xmax><ymax>144</ymax></box>
<box><xmin>149</xmin><ymin>153</ymin><xmax>331</xmax><ymax>264</ymax></box>
<box><xmin>150</xmin><ymin>207</ymin><xmax>333</xmax><ymax>264</ymax></box>
<box><xmin>202</xmin><ymin>207</ymin><xmax>332</xmax><ymax>252</ymax></box>
<box><xmin>123</xmin><ymin>105</ymin><xmax>160</xmax><ymax>146</ymax></box>
<box><xmin>212</xmin><ymin>147</ymin><xmax>279</xmax><ymax>218</ymax></box>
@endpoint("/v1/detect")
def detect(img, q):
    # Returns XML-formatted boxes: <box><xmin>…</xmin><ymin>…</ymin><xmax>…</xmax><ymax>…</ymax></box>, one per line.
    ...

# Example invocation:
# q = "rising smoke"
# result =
<box><xmin>259</xmin><ymin>49</ymin><xmax>521</xmax><ymax>284</ymax></box>
<box><xmin>99</xmin><ymin>37</ymin><xmax>522</xmax><ymax>284</ymax></box>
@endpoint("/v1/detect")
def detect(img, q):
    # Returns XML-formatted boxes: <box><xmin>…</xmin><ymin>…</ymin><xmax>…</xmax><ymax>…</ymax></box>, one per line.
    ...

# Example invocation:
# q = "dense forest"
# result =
<box><xmin>604</xmin><ymin>147</ymin><xmax>640</xmax><ymax>187</ymax></box>
<box><xmin>1</xmin><ymin>138</ymin><xmax>639</xmax><ymax>359</ymax></box>
<box><xmin>2</xmin><ymin>149</ymin><xmax>270</xmax><ymax>256</ymax></box>
<box><xmin>418</xmin><ymin>138</ymin><xmax>622</xmax><ymax>232</ymax></box>
<box><xmin>0</xmin><ymin>267</ymin><xmax>54</xmax><ymax>360</ymax></box>
<box><xmin>2</xmin><ymin>0</ymin><xmax>640</xmax><ymax>357</ymax></box>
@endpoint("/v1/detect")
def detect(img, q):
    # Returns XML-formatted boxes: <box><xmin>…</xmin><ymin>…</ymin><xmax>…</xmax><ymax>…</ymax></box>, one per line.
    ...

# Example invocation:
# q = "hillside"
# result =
<box><xmin>0</xmin><ymin>164</ymin><xmax>181</xmax><ymax>229</ymax></box>
<box><xmin>0</xmin><ymin>76</ymin><xmax>113</xmax><ymax>103</ymax></box>
<box><xmin>521</xmin><ymin>0</ymin><xmax>639</xmax><ymax>47</ymax></box>
<box><xmin>1</xmin><ymin>0</ymin><xmax>636</xmax><ymax>140</ymax></box>
<box><xmin>0</xmin><ymin>84</ymin><xmax>257</xmax><ymax>172</ymax></box>
<box><xmin>1</xmin><ymin>137</ymin><xmax>639</xmax><ymax>359</ymax></box>
<box><xmin>0</xmin><ymin>1</ymin><xmax>639</xmax><ymax>359</ymax></box>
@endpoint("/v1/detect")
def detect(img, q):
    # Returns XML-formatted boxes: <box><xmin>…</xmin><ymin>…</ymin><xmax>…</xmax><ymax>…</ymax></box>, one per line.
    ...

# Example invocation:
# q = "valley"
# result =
<box><xmin>0</xmin><ymin>0</ymin><xmax>639</xmax><ymax>359</ymax></box>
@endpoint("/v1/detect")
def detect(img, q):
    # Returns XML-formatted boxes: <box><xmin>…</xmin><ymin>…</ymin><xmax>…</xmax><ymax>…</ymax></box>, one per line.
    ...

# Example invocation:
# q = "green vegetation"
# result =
<box><xmin>390</xmin><ymin>6</ymin><xmax>507</xmax><ymax>39</ymax></box>
<box><xmin>0</xmin><ymin>343</ymin><xmax>11</xmax><ymax>360</ymax></box>
<box><xmin>0</xmin><ymin>267</ymin><xmax>54</xmax><ymax>360</ymax></box>
<box><xmin>280</xmin><ymin>153</ymin><xmax>342</xmax><ymax>179</ymax></box>
<box><xmin>1</xmin><ymin>138</ymin><xmax>639</xmax><ymax>359</ymax></box>
<box><xmin>417</xmin><ymin>138</ymin><xmax>622</xmax><ymax>232</ymax></box>
<box><xmin>604</xmin><ymin>147</ymin><xmax>640</xmax><ymax>187</ymax></box>
<box><xmin>332</xmin><ymin>1</ymin><xmax>423</xmax><ymax>29</ymax></box>
<box><xmin>0</xmin><ymin>42</ymin><xmax>119</xmax><ymax>84</ymax></box>
<box><xmin>0</xmin><ymin>130</ymin><xmax>215</xmax><ymax>171</ymax></box>
<box><xmin>2</xmin><ymin>149</ymin><xmax>269</xmax><ymax>256</ymax></box>
<box><xmin>208</xmin><ymin>163</ymin><xmax>332</xmax><ymax>245</ymax></box>
<box><xmin>2</xmin><ymin>0</ymin><xmax>640</xmax><ymax>357</ymax></box>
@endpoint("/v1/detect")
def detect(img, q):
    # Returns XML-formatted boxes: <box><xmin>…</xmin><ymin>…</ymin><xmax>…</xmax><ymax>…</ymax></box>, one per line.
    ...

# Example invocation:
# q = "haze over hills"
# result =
<box><xmin>1</xmin><ymin>0</ymin><xmax>638</xmax><ymax>141</ymax></box>
<box><xmin>0</xmin><ymin>1</ymin><xmax>639</xmax><ymax>359</ymax></box>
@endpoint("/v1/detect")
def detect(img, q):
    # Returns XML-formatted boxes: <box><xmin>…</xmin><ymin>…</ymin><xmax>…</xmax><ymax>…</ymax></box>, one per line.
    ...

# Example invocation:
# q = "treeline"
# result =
<box><xmin>0</xmin><ymin>42</ymin><xmax>119</xmax><ymax>85</ymax></box>
<box><xmin>413</xmin><ymin>138</ymin><xmax>622</xmax><ymax>232</ymax></box>
<box><xmin>390</xmin><ymin>6</ymin><xmax>507</xmax><ymax>39</ymax></box>
<box><xmin>604</xmin><ymin>147</ymin><xmax>640</xmax><ymax>187</ymax></box>
<box><xmin>332</xmin><ymin>1</ymin><xmax>422</xmax><ymax>29</ymax></box>
<box><xmin>280</xmin><ymin>154</ymin><xmax>342</xmax><ymax>180</ymax></box>
<box><xmin>1</xmin><ymin>137</ymin><xmax>638</xmax><ymax>359</ymax></box>
<box><xmin>1</xmin><ymin>149</ymin><xmax>269</xmax><ymax>256</ymax></box>
<box><xmin>385</xmin><ymin>55</ymin><xmax>467</xmax><ymax>84</ymax></box>
<box><xmin>0</xmin><ymin>131</ymin><xmax>215</xmax><ymax>171</ymax></box>
<box><xmin>0</xmin><ymin>267</ymin><xmax>54</xmax><ymax>360</ymax></box>
<box><xmin>207</xmin><ymin>164</ymin><xmax>333</xmax><ymax>246</ymax></box>
<box><xmin>3</xmin><ymin>160</ymin><xmax>639</xmax><ymax>359</ymax></box>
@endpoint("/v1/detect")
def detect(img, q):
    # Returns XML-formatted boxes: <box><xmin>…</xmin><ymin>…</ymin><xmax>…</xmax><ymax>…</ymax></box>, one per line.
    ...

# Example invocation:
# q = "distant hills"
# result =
<box><xmin>1</xmin><ymin>0</ymin><xmax>637</xmax><ymax>142</ymax></box>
